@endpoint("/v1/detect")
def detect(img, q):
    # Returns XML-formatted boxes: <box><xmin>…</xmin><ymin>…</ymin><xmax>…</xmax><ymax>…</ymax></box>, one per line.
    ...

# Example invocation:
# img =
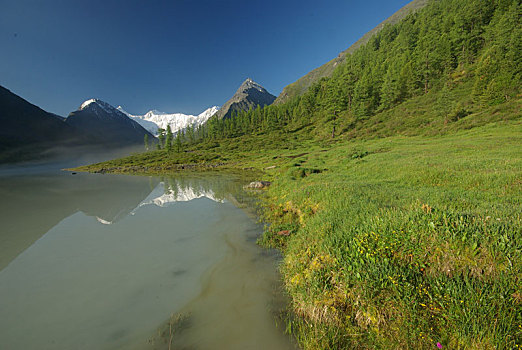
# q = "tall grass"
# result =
<box><xmin>259</xmin><ymin>121</ymin><xmax>521</xmax><ymax>349</ymax></box>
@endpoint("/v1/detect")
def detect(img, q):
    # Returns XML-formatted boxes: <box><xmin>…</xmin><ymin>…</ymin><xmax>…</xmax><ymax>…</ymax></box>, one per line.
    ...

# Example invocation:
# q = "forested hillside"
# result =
<box><xmin>200</xmin><ymin>0</ymin><xmax>520</xmax><ymax>141</ymax></box>
<box><xmin>273</xmin><ymin>0</ymin><xmax>431</xmax><ymax>104</ymax></box>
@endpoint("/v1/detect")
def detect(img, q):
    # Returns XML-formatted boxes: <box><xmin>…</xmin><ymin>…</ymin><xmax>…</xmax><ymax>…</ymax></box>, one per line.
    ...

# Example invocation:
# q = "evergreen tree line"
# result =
<box><xmin>196</xmin><ymin>0</ymin><xmax>520</xmax><ymax>141</ymax></box>
<box><xmin>145</xmin><ymin>124</ymin><xmax>198</xmax><ymax>152</ymax></box>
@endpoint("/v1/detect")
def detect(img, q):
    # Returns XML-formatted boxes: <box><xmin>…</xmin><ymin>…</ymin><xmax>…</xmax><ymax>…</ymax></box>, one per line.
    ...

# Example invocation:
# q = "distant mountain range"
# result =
<box><xmin>1</xmin><ymin>77</ymin><xmax>275</xmax><ymax>163</ymax></box>
<box><xmin>117</xmin><ymin>78</ymin><xmax>277</xmax><ymax>134</ymax></box>
<box><xmin>117</xmin><ymin>106</ymin><xmax>220</xmax><ymax>136</ymax></box>
<box><xmin>213</xmin><ymin>78</ymin><xmax>276</xmax><ymax>119</ymax></box>
<box><xmin>0</xmin><ymin>86</ymin><xmax>155</xmax><ymax>163</ymax></box>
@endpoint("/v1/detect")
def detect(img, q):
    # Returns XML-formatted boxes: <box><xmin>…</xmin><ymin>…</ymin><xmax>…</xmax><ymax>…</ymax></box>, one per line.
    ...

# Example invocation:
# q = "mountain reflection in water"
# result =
<box><xmin>0</xmin><ymin>171</ymin><xmax>294</xmax><ymax>350</ymax></box>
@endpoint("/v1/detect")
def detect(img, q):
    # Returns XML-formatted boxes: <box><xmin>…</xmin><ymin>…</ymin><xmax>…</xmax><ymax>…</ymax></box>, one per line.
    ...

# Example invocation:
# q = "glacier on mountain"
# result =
<box><xmin>117</xmin><ymin>106</ymin><xmax>219</xmax><ymax>136</ymax></box>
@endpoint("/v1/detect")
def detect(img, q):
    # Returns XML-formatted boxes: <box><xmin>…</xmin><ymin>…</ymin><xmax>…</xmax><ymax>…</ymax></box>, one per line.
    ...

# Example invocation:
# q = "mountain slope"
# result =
<box><xmin>213</xmin><ymin>78</ymin><xmax>276</xmax><ymax>119</ymax></box>
<box><xmin>274</xmin><ymin>0</ymin><xmax>430</xmax><ymax>104</ymax></box>
<box><xmin>118</xmin><ymin>106</ymin><xmax>220</xmax><ymax>135</ymax></box>
<box><xmin>66</xmin><ymin>99</ymin><xmax>155</xmax><ymax>146</ymax></box>
<box><xmin>0</xmin><ymin>85</ymin><xmax>89</xmax><ymax>160</ymax></box>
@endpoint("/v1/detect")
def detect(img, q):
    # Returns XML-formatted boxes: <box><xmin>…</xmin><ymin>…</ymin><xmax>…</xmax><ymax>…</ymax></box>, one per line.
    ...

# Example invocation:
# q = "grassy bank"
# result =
<box><xmin>70</xmin><ymin>84</ymin><xmax>522</xmax><ymax>349</ymax></box>
<box><xmin>258</xmin><ymin>120</ymin><xmax>521</xmax><ymax>349</ymax></box>
<box><xmin>74</xmin><ymin>120</ymin><xmax>521</xmax><ymax>349</ymax></box>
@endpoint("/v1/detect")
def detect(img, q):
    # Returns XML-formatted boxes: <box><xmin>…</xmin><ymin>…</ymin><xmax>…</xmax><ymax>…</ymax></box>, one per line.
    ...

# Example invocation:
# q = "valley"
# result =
<box><xmin>1</xmin><ymin>0</ymin><xmax>520</xmax><ymax>349</ymax></box>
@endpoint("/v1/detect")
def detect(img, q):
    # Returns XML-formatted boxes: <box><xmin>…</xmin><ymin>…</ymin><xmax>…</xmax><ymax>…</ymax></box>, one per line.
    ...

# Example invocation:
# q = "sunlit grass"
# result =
<box><xmin>73</xmin><ymin>92</ymin><xmax>521</xmax><ymax>349</ymax></box>
<box><xmin>259</xmin><ymin>121</ymin><xmax>521</xmax><ymax>349</ymax></box>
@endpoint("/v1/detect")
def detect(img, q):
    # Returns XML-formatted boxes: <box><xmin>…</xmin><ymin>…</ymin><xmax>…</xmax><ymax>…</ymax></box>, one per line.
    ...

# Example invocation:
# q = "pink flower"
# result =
<box><xmin>436</xmin><ymin>342</ymin><xmax>443</xmax><ymax>349</ymax></box>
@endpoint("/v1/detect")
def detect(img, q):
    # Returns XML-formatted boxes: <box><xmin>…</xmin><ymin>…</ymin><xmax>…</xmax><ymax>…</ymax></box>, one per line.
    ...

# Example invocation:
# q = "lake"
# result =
<box><xmin>0</xmin><ymin>170</ymin><xmax>295</xmax><ymax>350</ymax></box>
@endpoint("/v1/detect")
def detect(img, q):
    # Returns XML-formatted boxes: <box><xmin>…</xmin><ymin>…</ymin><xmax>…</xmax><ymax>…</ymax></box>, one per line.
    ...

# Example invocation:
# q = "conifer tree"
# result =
<box><xmin>175</xmin><ymin>132</ymin><xmax>182</xmax><ymax>153</ymax></box>
<box><xmin>165</xmin><ymin>125</ymin><xmax>173</xmax><ymax>151</ymax></box>
<box><xmin>157</xmin><ymin>128</ymin><xmax>165</xmax><ymax>150</ymax></box>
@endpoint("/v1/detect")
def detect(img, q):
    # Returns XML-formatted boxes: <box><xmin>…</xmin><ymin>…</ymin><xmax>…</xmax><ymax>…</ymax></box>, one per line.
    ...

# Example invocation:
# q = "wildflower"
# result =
<box><xmin>436</xmin><ymin>342</ymin><xmax>443</xmax><ymax>349</ymax></box>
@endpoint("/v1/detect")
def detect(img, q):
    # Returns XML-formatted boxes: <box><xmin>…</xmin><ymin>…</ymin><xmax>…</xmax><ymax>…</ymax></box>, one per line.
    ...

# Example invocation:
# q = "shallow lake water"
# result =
<box><xmin>0</xmin><ymin>171</ymin><xmax>295</xmax><ymax>350</ymax></box>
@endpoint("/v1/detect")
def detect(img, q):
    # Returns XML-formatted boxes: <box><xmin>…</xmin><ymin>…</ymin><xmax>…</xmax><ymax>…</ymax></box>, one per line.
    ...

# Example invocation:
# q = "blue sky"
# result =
<box><xmin>0</xmin><ymin>0</ymin><xmax>411</xmax><ymax>116</ymax></box>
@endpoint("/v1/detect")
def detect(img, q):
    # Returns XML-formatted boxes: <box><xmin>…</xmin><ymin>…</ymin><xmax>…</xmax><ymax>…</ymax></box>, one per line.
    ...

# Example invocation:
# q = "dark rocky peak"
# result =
<box><xmin>238</xmin><ymin>78</ymin><xmax>266</xmax><ymax>93</ymax></box>
<box><xmin>214</xmin><ymin>78</ymin><xmax>276</xmax><ymax>119</ymax></box>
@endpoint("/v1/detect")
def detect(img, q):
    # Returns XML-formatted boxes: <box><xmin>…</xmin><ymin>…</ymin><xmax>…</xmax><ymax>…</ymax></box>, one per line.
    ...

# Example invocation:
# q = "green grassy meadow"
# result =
<box><xmin>258</xmin><ymin>120</ymin><xmax>521</xmax><ymax>349</ymax></box>
<box><xmin>74</xmin><ymin>94</ymin><xmax>521</xmax><ymax>349</ymax></box>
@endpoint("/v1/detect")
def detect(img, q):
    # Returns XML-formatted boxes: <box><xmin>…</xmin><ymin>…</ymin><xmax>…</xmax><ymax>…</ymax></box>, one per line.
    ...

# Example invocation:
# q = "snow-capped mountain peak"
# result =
<box><xmin>80</xmin><ymin>98</ymin><xmax>114</xmax><ymax>112</ymax></box>
<box><xmin>118</xmin><ymin>106</ymin><xmax>220</xmax><ymax>136</ymax></box>
<box><xmin>198</xmin><ymin>106</ymin><xmax>220</xmax><ymax>119</ymax></box>
<box><xmin>148</xmin><ymin>109</ymin><xmax>166</xmax><ymax>115</ymax></box>
<box><xmin>66</xmin><ymin>98</ymin><xmax>155</xmax><ymax>146</ymax></box>
<box><xmin>80</xmin><ymin>99</ymin><xmax>97</xmax><ymax>109</ymax></box>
